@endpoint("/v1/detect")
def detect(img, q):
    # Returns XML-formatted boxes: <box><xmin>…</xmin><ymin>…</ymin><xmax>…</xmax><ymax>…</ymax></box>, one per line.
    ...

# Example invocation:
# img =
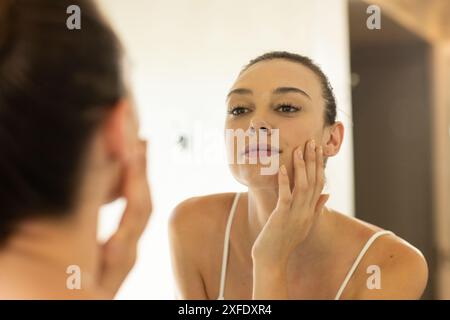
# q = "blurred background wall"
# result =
<box><xmin>95</xmin><ymin>0</ymin><xmax>354</xmax><ymax>299</ymax></box>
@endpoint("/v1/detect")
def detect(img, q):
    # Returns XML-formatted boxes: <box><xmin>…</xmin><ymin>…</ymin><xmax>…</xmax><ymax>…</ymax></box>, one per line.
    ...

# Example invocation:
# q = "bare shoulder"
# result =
<box><xmin>328</xmin><ymin>209</ymin><xmax>428</xmax><ymax>299</ymax></box>
<box><xmin>170</xmin><ymin>192</ymin><xmax>237</xmax><ymax>229</ymax></box>
<box><xmin>357</xmin><ymin>231</ymin><xmax>428</xmax><ymax>299</ymax></box>
<box><xmin>169</xmin><ymin>192</ymin><xmax>239</xmax><ymax>246</ymax></box>
<box><xmin>169</xmin><ymin>192</ymin><xmax>241</xmax><ymax>299</ymax></box>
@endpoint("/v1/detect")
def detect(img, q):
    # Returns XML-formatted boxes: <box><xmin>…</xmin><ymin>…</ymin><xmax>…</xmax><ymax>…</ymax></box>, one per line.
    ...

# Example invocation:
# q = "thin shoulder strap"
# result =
<box><xmin>334</xmin><ymin>230</ymin><xmax>394</xmax><ymax>300</ymax></box>
<box><xmin>217</xmin><ymin>192</ymin><xmax>241</xmax><ymax>300</ymax></box>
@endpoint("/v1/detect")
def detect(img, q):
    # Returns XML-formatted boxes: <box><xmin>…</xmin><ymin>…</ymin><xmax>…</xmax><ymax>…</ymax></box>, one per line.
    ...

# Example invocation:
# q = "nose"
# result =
<box><xmin>249</xmin><ymin>118</ymin><xmax>272</xmax><ymax>136</ymax></box>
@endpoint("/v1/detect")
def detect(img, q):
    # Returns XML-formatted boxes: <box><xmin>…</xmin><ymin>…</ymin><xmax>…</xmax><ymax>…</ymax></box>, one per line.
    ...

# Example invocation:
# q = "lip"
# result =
<box><xmin>242</xmin><ymin>144</ymin><xmax>281</xmax><ymax>157</ymax></box>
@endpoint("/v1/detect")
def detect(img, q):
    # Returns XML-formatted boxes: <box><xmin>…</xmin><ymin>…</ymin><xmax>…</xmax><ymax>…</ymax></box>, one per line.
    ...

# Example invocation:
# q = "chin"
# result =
<box><xmin>231</xmin><ymin>163</ymin><xmax>279</xmax><ymax>189</ymax></box>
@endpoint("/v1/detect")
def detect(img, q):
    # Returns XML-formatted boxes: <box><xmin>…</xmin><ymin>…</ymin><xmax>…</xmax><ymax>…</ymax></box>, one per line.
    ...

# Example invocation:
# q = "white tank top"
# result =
<box><xmin>216</xmin><ymin>192</ymin><xmax>394</xmax><ymax>300</ymax></box>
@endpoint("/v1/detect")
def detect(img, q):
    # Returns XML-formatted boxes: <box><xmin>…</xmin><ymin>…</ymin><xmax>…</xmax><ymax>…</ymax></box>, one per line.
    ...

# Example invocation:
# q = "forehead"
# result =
<box><xmin>231</xmin><ymin>59</ymin><xmax>323</xmax><ymax>100</ymax></box>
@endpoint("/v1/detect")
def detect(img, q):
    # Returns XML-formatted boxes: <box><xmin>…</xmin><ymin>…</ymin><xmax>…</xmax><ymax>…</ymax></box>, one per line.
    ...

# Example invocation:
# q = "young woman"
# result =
<box><xmin>169</xmin><ymin>51</ymin><xmax>428</xmax><ymax>300</ymax></box>
<box><xmin>0</xmin><ymin>0</ymin><xmax>151</xmax><ymax>298</ymax></box>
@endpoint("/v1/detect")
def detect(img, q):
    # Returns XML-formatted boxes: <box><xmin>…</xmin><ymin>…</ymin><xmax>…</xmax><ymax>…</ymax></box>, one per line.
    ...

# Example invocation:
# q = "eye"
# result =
<box><xmin>228</xmin><ymin>106</ymin><xmax>250</xmax><ymax>116</ymax></box>
<box><xmin>275</xmin><ymin>103</ymin><xmax>301</xmax><ymax>113</ymax></box>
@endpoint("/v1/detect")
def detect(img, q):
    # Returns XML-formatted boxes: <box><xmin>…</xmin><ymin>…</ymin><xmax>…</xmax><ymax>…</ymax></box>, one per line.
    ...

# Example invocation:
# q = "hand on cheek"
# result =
<box><xmin>252</xmin><ymin>138</ymin><xmax>329</xmax><ymax>266</ymax></box>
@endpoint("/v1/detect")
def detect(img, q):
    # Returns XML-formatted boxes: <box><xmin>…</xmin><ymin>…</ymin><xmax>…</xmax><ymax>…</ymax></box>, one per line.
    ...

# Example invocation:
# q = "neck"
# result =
<box><xmin>0</xmin><ymin>147</ymin><xmax>121</xmax><ymax>298</ymax></box>
<box><xmin>0</xmin><ymin>203</ymin><xmax>101</xmax><ymax>293</ymax></box>
<box><xmin>246</xmin><ymin>187</ymin><xmax>278</xmax><ymax>242</ymax></box>
<box><xmin>245</xmin><ymin>186</ymin><xmax>330</xmax><ymax>257</ymax></box>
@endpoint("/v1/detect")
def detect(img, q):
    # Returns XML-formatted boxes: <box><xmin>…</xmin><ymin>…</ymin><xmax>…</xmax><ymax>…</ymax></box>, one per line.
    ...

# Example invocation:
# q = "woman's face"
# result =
<box><xmin>225</xmin><ymin>59</ymin><xmax>334</xmax><ymax>189</ymax></box>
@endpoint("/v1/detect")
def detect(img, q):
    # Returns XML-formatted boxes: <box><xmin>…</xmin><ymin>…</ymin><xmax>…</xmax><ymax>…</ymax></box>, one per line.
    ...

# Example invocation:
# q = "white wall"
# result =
<box><xmin>96</xmin><ymin>0</ymin><xmax>354</xmax><ymax>299</ymax></box>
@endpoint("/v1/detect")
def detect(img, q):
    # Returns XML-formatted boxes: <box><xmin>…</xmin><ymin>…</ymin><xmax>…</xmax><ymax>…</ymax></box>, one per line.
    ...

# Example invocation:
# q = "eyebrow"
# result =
<box><xmin>273</xmin><ymin>87</ymin><xmax>311</xmax><ymax>100</ymax></box>
<box><xmin>226</xmin><ymin>88</ymin><xmax>252</xmax><ymax>100</ymax></box>
<box><xmin>226</xmin><ymin>86</ymin><xmax>311</xmax><ymax>100</ymax></box>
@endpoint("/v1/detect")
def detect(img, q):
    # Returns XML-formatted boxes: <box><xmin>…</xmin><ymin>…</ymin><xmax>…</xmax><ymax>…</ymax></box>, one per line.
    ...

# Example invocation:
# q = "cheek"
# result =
<box><xmin>280</xmin><ymin>124</ymin><xmax>309</xmax><ymax>153</ymax></box>
<box><xmin>278</xmin><ymin>114</ymin><xmax>321</xmax><ymax>149</ymax></box>
<box><xmin>224</xmin><ymin>117</ymin><xmax>248</xmax><ymax>131</ymax></box>
<box><xmin>278</xmin><ymin>123</ymin><xmax>312</xmax><ymax>178</ymax></box>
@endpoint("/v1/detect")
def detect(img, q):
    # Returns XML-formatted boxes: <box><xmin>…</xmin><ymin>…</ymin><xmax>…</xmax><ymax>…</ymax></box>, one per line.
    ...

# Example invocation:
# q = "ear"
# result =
<box><xmin>323</xmin><ymin>121</ymin><xmax>344</xmax><ymax>157</ymax></box>
<box><xmin>102</xmin><ymin>99</ymin><xmax>132</xmax><ymax>163</ymax></box>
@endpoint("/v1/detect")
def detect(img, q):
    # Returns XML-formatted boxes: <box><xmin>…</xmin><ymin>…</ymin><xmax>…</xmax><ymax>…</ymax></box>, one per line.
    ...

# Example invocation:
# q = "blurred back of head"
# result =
<box><xmin>0</xmin><ymin>0</ymin><xmax>125</xmax><ymax>244</ymax></box>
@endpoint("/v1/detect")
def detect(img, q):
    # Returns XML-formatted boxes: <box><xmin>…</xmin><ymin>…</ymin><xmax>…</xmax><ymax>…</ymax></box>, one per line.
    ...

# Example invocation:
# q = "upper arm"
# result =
<box><xmin>169</xmin><ymin>198</ymin><xmax>209</xmax><ymax>300</ymax></box>
<box><xmin>352</xmin><ymin>237</ymin><xmax>428</xmax><ymax>300</ymax></box>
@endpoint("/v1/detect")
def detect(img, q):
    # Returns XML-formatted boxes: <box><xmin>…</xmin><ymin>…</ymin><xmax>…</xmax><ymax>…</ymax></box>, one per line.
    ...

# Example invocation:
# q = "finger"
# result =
<box><xmin>276</xmin><ymin>165</ymin><xmax>292</xmax><ymax>211</ymax></box>
<box><xmin>314</xmin><ymin>194</ymin><xmax>330</xmax><ymax>215</ymax></box>
<box><xmin>311</xmin><ymin>145</ymin><xmax>325</xmax><ymax>207</ymax></box>
<box><xmin>292</xmin><ymin>146</ymin><xmax>308</xmax><ymax>194</ymax></box>
<box><xmin>117</xmin><ymin>139</ymin><xmax>152</xmax><ymax>243</ymax></box>
<box><xmin>98</xmin><ymin>139</ymin><xmax>152</xmax><ymax>298</ymax></box>
<box><xmin>305</xmin><ymin>139</ymin><xmax>316</xmax><ymax>188</ymax></box>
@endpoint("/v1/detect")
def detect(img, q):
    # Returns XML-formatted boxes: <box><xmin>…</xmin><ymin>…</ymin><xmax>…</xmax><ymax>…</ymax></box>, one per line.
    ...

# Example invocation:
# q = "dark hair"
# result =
<box><xmin>0</xmin><ymin>0</ymin><xmax>125</xmax><ymax>243</ymax></box>
<box><xmin>241</xmin><ymin>51</ymin><xmax>337</xmax><ymax>126</ymax></box>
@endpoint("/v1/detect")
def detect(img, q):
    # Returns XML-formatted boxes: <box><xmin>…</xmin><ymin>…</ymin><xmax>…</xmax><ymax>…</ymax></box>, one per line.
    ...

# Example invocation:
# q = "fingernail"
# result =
<box><xmin>297</xmin><ymin>149</ymin><xmax>303</xmax><ymax>160</ymax></box>
<box><xmin>310</xmin><ymin>139</ymin><xmax>316</xmax><ymax>150</ymax></box>
<box><xmin>319</xmin><ymin>146</ymin><xmax>323</xmax><ymax>154</ymax></box>
<box><xmin>280</xmin><ymin>165</ymin><xmax>287</xmax><ymax>175</ymax></box>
